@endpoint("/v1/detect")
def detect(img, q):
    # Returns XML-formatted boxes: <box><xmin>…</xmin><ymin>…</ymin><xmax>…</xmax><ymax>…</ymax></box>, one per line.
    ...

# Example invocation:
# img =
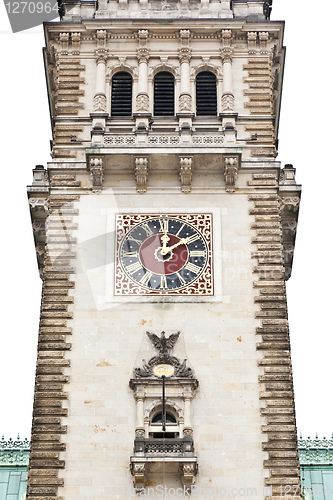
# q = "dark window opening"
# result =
<box><xmin>111</xmin><ymin>71</ymin><xmax>132</xmax><ymax>116</ymax></box>
<box><xmin>152</xmin><ymin>412</ymin><xmax>177</xmax><ymax>424</ymax></box>
<box><xmin>196</xmin><ymin>71</ymin><xmax>217</xmax><ymax>116</ymax></box>
<box><xmin>154</xmin><ymin>72</ymin><xmax>175</xmax><ymax>116</ymax></box>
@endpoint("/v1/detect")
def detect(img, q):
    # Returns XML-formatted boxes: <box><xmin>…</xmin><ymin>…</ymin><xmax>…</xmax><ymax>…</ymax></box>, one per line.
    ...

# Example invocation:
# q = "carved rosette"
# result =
<box><xmin>136</xmin><ymin>92</ymin><xmax>149</xmax><ymax>113</ymax></box>
<box><xmin>223</xmin><ymin>155</ymin><xmax>239</xmax><ymax>193</ymax></box>
<box><xmin>134</xmin><ymin>157</ymin><xmax>149</xmax><ymax>193</ymax></box>
<box><xmin>89</xmin><ymin>157</ymin><xmax>104</xmax><ymax>190</ymax></box>
<box><xmin>179</xmin><ymin>156</ymin><xmax>193</xmax><ymax>193</ymax></box>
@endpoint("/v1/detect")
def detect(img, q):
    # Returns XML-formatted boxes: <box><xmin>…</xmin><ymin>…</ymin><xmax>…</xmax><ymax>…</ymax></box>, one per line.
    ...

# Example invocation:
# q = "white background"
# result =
<box><xmin>0</xmin><ymin>0</ymin><xmax>332</xmax><ymax>440</ymax></box>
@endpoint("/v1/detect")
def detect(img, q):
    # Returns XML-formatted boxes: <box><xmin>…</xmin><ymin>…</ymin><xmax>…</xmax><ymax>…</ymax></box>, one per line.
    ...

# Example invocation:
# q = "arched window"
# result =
<box><xmin>152</xmin><ymin>412</ymin><xmax>177</xmax><ymax>424</ymax></box>
<box><xmin>196</xmin><ymin>71</ymin><xmax>217</xmax><ymax>116</ymax></box>
<box><xmin>111</xmin><ymin>71</ymin><xmax>132</xmax><ymax>116</ymax></box>
<box><xmin>154</xmin><ymin>71</ymin><xmax>175</xmax><ymax>116</ymax></box>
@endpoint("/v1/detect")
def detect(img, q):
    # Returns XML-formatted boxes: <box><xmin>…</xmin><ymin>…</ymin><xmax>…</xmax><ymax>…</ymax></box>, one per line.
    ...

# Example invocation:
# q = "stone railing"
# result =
<box><xmin>133</xmin><ymin>435</ymin><xmax>195</xmax><ymax>456</ymax></box>
<box><xmin>103</xmin><ymin>132</ymin><xmax>224</xmax><ymax>148</ymax></box>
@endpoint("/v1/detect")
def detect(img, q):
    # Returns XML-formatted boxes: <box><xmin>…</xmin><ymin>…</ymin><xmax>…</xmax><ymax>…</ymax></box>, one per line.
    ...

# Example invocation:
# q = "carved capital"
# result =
<box><xmin>223</xmin><ymin>155</ymin><xmax>239</xmax><ymax>193</ymax></box>
<box><xmin>178</xmin><ymin>47</ymin><xmax>192</xmax><ymax>64</ymax></box>
<box><xmin>89</xmin><ymin>157</ymin><xmax>104</xmax><ymax>190</ymax></box>
<box><xmin>95</xmin><ymin>48</ymin><xmax>108</xmax><ymax>64</ymax></box>
<box><xmin>179</xmin><ymin>156</ymin><xmax>193</xmax><ymax>193</ymax></box>
<box><xmin>137</xmin><ymin>47</ymin><xmax>150</xmax><ymax>64</ymax></box>
<box><xmin>221</xmin><ymin>47</ymin><xmax>233</xmax><ymax>64</ymax></box>
<box><xmin>134</xmin><ymin>157</ymin><xmax>149</xmax><ymax>193</ymax></box>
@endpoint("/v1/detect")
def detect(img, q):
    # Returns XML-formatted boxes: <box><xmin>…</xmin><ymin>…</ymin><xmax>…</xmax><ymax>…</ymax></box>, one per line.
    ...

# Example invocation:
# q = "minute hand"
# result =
<box><xmin>161</xmin><ymin>237</ymin><xmax>189</xmax><ymax>256</ymax></box>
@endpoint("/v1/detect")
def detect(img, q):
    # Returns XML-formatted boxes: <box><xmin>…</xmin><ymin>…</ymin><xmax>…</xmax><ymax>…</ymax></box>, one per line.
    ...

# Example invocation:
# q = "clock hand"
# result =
<box><xmin>160</xmin><ymin>237</ymin><xmax>189</xmax><ymax>256</ymax></box>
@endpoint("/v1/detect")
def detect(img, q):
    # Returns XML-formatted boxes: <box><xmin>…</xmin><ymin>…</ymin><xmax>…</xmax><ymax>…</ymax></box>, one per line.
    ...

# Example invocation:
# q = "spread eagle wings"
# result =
<box><xmin>146</xmin><ymin>331</ymin><xmax>180</xmax><ymax>351</ymax></box>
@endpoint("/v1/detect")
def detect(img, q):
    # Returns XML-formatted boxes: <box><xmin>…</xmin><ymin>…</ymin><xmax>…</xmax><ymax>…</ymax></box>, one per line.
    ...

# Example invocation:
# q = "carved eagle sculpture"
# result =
<box><xmin>146</xmin><ymin>331</ymin><xmax>180</xmax><ymax>356</ymax></box>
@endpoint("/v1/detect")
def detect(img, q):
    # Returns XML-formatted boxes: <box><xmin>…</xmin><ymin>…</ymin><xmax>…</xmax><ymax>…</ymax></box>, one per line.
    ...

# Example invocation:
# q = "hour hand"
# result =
<box><xmin>161</xmin><ymin>237</ymin><xmax>189</xmax><ymax>255</ymax></box>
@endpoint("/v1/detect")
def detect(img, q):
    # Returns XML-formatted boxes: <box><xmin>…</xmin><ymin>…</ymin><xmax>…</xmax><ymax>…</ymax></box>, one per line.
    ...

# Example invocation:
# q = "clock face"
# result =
<box><xmin>115</xmin><ymin>214</ymin><xmax>213</xmax><ymax>296</ymax></box>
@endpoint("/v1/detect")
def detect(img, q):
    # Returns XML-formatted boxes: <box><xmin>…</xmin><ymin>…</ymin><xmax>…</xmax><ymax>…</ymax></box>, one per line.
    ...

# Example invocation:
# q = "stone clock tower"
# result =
<box><xmin>27</xmin><ymin>0</ymin><xmax>302</xmax><ymax>498</ymax></box>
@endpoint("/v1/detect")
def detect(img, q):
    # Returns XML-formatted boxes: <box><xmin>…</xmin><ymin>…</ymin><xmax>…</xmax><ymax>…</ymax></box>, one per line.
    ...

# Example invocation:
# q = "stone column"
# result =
<box><xmin>91</xmin><ymin>30</ymin><xmax>108</xmax><ymax>134</ymax></box>
<box><xmin>221</xmin><ymin>29</ymin><xmax>237</xmax><ymax>141</ymax></box>
<box><xmin>183</xmin><ymin>388</ymin><xmax>193</xmax><ymax>436</ymax></box>
<box><xmin>135</xmin><ymin>390</ymin><xmax>145</xmax><ymax>437</ymax></box>
<box><xmin>135</xmin><ymin>30</ymin><xmax>150</xmax><ymax>130</ymax></box>
<box><xmin>178</xmin><ymin>30</ymin><xmax>193</xmax><ymax>131</ymax></box>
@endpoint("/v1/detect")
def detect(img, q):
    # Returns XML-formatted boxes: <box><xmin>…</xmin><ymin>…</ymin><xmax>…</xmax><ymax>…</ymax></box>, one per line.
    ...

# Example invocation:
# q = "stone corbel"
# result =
<box><xmin>134</xmin><ymin>157</ymin><xmax>149</xmax><ymax>193</ymax></box>
<box><xmin>179</xmin><ymin>157</ymin><xmax>193</xmax><ymax>193</ymax></box>
<box><xmin>247</xmin><ymin>32</ymin><xmax>258</xmax><ymax>54</ymax></box>
<box><xmin>179</xmin><ymin>462</ymin><xmax>198</xmax><ymax>490</ymax></box>
<box><xmin>223</xmin><ymin>155</ymin><xmax>239</xmax><ymax>193</ymax></box>
<box><xmin>259</xmin><ymin>32</ymin><xmax>269</xmax><ymax>54</ymax></box>
<box><xmin>59</xmin><ymin>32</ymin><xmax>69</xmax><ymax>55</ymax></box>
<box><xmin>71</xmin><ymin>33</ymin><xmax>81</xmax><ymax>55</ymax></box>
<box><xmin>89</xmin><ymin>157</ymin><xmax>104</xmax><ymax>190</ymax></box>
<box><xmin>131</xmin><ymin>462</ymin><xmax>149</xmax><ymax>493</ymax></box>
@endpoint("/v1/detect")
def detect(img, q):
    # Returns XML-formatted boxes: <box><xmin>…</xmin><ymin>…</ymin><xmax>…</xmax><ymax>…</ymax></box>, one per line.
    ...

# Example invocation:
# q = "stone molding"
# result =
<box><xmin>26</xmin><ymin>190</ymin><xmax>79</xmax><ymax>499</ymax></box>
<box><xmin>179</xmin><ymin>156</ymin><xmax>193</xmax><ymax>193</ymax></box>
<box><xmin>134</xmin><ymin>156</ymin><xmax>149</xmax><ymax>193</ymax></box>
<box><xmin>248</xmin><ymin>172</ymin><xmax>302</xmax><ymax>500</ymax></box>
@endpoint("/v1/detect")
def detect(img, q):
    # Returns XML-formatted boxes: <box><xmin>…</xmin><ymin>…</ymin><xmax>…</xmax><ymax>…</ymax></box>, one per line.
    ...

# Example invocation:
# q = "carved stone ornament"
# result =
<box><xmin>96</xmin><ymin>29</ymin><xmax>107</xmax><ymax>49</ymax></box>
<box><xmin>137</xmin><ymin>47</ymin><xmax>150</xmax><ymax>64</ymax></box>
<box><xmin>179</xmin><ymin>93</ymin><xmax>192</xmax><ymax>113</ymax></box>
<box><xmin>179</xmin><ymin>462</ymin><xmax>198</xmax><ymax>489</ymax></box>
<box><xmin>71</xmin><ymin>33</ymin><xmax>81</xmax><ymax>55</ymax></box>
<box><xmin>247</xmin><ymin>32</ymin><xmax>258</xmax><ymax>53</ymax></box>
<box><xmin>95</xmin><ymin>48</ymin><xmax>108</xmax><ymax>64</ymax></box>
<box><xmin>89</xmin><ymin>157</ymin><xmax>104</xmax><ymax>190</ymax></box>
<box><xmin>178</xmin><ymin>47</ymin><xmax>192</xmax><ymax>64</ymax></box>
<box><xmin>259</xmin><ymin>31</ymin><xmax>269</xmax><ymax>53</ymax></box>
<box><xmin>136</xmin><ymin>92</ymin><xmax>149</xmax><ymax>113</ymax></box>
<box><xmin>221</xmin><ymin>92</ymin><xmax>235</xmax><ymax>112</ymax></box>
<box><xmin>179</xmin><ymin>156</ymin><xmax>193</xmax><ymax>193</ymax></box>
<box><xmin>134</xmin><ymin>157</ymin><xmax>149</xmax><ymax>193</ymax></box>
<box><xmin>130</xmin><ymin>462</ymin><xmax>149</xmax><ymax>493</ymax></box>
<box><xmin>223</xmin><ymin>155</ymin><xmax>239</xmax><ymax>193</ymax></box>
<box><xmin>59</xmin><ymin>32</ymin><xmax>69</xmax><ymax>55</ymax></box>
<box><xmin>134</xmin><ymin>331</ymin><xmax>194</xmax><ymax>379</ymax></box>
<box><xmin>93</xmin><ymin>92</ymin><xmax>107</xmax><ymax>112</ymax></box>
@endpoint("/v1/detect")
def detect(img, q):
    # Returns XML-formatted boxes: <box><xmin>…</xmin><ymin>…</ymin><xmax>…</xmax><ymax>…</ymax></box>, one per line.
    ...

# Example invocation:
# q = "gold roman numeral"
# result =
<box><xmin>176</xmin><ymin>272</ymin><xmax>186</xmax><ymax>286</ymax></box>
<box><xmin>141</xmin><ymin>222</ymin><xmax>154</xmax><ymax>237</ymax></box>
<box><xmin>160</xmin><ymin>275</ymin><xmax>168</xmax><ymax>289</ymax></box>
<box><xmin>184</xmin><ymin>262</ymin><xmax>201</xmax><ymax>275</ymax></box>
<box><xmin>126</xmin><ymin>261</ymin><xmax>142</xmax><ymax>275</ymax></box>
<box><xmin>186</xmin><ymin>233</ymin><xmax>200</xmax><ymax>244</ymax></box>
<box><xmin>139</xmin><ymin>272</ymin><xmax>153</xmax><ymax>286</ymax></box>
<box><xmin>159</xmin><ymin>218</ymin><xmax>169</xmax><ymax>233</ymax></box>
<box><xmin>189</xmin><ymin>250</ymin><xmax>206</xmax><ymax>257</ymax></box>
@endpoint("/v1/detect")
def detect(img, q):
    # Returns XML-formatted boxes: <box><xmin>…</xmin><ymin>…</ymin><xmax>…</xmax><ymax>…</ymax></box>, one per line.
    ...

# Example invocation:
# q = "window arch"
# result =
<box><xmin>154</xmin><ymin>71</ymin><xmax>175</xmax><ymax>116</ymax></box>
<box><xmin>111</xmin><ymin>71</ymin><xmax>132</xmax><ymax>116</ymax></box>
<box><xmin>196</xmin><ymin>71</ymin><xmax>217</xmax><ymax>116</ymax></box>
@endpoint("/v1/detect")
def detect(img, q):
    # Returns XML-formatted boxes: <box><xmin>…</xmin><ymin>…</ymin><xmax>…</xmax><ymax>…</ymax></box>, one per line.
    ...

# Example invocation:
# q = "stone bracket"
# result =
<box><xmin>179</xmin><ymin>156</ymin><xmax>193</xmax><ymax>193</ymax></box>
<box><xmin>222</xmin><ymin>153</ymin><xmax>241</xmax><ymax>193</ymax></box>
<box><xmin>134</xmin><ymin>156</ymin><xmax>149</xmax><ymax>193</ymax></box>
<box><xmin>88</xmin><ymin>156</ymin><xmax>104</xmax><ymax>190</ymax></box>
<box><xmin>279</xmin><ymin>164</ymin><xmax>302</xmax><ymax>280</ymax></box>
